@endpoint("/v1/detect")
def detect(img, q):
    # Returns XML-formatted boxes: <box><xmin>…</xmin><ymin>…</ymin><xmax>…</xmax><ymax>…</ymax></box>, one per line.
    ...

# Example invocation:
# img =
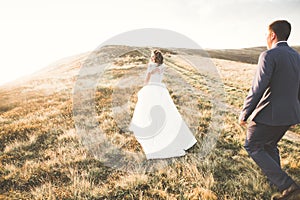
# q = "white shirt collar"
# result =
<box><xmin>276</xmin><ymin>41</ymin><xmax>287</xmax><ymax>45</ymax></box>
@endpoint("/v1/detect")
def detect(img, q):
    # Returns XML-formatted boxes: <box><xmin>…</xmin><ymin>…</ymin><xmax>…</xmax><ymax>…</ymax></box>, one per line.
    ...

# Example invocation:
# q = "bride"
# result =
<box><xmin>129</xmin><ymin>49</ymin><xmax>197</xmax><ymax>159</ymax></box>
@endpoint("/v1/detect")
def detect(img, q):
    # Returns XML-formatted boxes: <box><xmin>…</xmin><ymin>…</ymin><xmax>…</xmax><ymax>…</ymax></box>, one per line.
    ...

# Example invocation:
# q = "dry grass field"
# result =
<box><xmin>0</xmin><ymin>45</ymin><xmax>299</xmax><ymax>199</ymax></box>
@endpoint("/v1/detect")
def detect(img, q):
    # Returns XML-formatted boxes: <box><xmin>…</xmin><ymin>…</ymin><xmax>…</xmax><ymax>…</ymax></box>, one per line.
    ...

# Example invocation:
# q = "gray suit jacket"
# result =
<box><xmin>240</xmin><ymin>42</ymin><xmax>300</xmax><ymax>126</ymax></box>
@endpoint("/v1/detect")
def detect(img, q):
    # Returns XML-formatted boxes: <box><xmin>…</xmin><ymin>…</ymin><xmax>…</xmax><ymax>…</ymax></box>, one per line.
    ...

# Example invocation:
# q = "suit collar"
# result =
<box><xmin>274</xmin><ymin>41</ymin><xmax>288</xmax><ymax>48</ymax></box>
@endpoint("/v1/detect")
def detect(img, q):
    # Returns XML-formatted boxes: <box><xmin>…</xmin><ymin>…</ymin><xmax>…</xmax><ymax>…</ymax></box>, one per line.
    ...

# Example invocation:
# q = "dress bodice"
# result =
<box><xmin>147</xmin><ymin>62</ymin><xmax>165</xmax><ymax>83</ymax></box>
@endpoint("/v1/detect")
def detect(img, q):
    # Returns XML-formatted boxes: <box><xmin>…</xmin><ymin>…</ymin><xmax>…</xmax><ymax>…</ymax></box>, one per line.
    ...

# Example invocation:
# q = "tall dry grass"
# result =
<box><xmin>0</xmin><ymin>46</ymin><xmax>299</xmax><ymax>199</ymax></box>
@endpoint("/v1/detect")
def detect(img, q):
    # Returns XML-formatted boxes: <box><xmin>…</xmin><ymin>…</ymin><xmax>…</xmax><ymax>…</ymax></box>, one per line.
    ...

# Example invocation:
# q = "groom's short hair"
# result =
<box><xmin>269</xmin><ymin>20</ymin><xmax>291</xmax><ymax>41</ymax></box>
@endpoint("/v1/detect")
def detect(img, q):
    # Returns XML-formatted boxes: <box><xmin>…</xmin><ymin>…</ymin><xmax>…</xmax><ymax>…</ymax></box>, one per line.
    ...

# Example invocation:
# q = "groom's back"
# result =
<box><xmin>253</xmin><ymin>43</ymin><xmax>300</xmax><ymax>125</ymax></box>
<box><xmin>269</xmin><ymin>44</ymin><xmax>300</xmax><ymax>98</ymax></box>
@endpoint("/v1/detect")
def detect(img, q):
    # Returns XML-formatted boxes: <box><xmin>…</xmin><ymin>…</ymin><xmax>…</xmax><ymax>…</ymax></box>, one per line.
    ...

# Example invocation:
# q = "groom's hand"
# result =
<box><xmin>239</xmin><ymin>119</ymin><xmax>247</xmax><ymax>126</ymax></box>
<box><xmin>238</xmin><ymin>114</ymin><xmax>247</xmax><ymax>126</ymax></box>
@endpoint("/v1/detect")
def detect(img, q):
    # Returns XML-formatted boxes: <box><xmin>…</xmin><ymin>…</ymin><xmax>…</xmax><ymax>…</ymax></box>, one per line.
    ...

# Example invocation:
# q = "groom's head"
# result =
<box><xmin>269</xmin><ymin>20</ymin><xmax>291</xmax><ymax>41</ymax></box>
<box><xmin>266</xmin><ymin>20</ymin><xmax>291</xmax><ymax>49</ymax></box>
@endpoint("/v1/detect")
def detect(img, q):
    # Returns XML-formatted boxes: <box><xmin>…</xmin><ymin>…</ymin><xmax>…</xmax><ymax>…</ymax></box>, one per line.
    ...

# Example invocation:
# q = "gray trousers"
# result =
<box><xmin>244</xmin><ymin>121</ymin><xmax>295</xmax><ymax>192</ymax></box>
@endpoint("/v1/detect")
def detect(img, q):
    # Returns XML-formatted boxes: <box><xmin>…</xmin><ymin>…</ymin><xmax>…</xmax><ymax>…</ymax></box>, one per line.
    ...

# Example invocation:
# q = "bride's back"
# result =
<box><xmin>148</xmin><ymin>62</ymin><xmax>165</xmax><ymax>83</ymax></box>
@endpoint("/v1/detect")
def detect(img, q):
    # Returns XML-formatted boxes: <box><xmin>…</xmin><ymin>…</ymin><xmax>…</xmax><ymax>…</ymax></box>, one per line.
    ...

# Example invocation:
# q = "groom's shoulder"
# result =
<box><xmin>259</xmin><ymin>49</ymin><xmax>274</xmax><ymax>61</ymax></box>
<box><xmin>268</xmin><ymin>44</ymin><xmax>299</xmax><ymax>57</ymax></box>
<box><xmin>260</xmin><ymin>46</ymin><xmax>283</xmax><ymax>59</ymax></box>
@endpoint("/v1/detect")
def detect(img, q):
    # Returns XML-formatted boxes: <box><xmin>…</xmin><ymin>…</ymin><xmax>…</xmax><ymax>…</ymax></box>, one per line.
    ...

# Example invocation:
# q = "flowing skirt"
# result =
<box><xmin>129</xmin><ymin>82</ymin><xmax>197</xmax><ymax>159</ymax></box>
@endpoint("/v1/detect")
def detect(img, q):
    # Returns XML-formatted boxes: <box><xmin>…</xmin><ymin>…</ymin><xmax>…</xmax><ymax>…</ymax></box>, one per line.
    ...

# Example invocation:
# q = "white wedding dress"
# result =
<box><xmin>129</xmin><ymin>62</ymin><xmax>197</xmax><ymax>159</ymax></box>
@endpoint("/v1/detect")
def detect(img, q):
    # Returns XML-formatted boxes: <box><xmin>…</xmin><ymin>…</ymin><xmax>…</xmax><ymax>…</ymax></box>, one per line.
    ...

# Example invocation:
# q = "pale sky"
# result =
<box><xmin>0</xmin><ymin>0</ymin><xmax>300</xmax><ymax>85</ymax></box>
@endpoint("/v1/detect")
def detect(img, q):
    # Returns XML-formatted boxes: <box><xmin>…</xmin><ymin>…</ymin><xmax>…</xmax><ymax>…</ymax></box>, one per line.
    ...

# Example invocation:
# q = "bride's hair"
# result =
<box><xmin>152</xmin><ymin>50</ymin><xmax>163</xmax><ymax>66</ymax></box>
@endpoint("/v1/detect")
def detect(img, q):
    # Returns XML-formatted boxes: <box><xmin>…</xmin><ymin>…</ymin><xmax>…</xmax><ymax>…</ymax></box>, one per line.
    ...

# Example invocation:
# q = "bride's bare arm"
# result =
<box><xmin>144</xmin><ymin>72</ymin><xmax>151</xmax><ymax>84</ymax></box>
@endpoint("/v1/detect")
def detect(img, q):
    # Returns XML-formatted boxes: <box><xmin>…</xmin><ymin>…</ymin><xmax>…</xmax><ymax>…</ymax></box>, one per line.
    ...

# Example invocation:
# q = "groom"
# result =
<box><xmin>239</xmin><ymin>20</ymin><xmax>300</xmax><ymax>199</ymax></box>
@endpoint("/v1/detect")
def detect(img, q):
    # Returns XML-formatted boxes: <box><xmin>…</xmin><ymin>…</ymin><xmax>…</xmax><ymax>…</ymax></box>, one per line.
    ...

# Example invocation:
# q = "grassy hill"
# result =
<box><xmin>0</xmin><ymin>46</ymin><xmax>299</xmax><ymax>199</ymax></box>
<box><xmin>206</xmin><ymin>47</ymin><xmax>266</xmax><ymax>64</ymax></box>
<box><xmin>205</xmin><ymin>46</ymin><xmax>299</xmax><ymax>64</ymax></box>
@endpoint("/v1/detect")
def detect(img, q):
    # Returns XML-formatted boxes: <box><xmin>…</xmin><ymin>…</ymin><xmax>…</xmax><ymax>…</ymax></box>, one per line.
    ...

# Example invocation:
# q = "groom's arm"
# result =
<box><xmin>239</xmin><ymin>51</ymin><xmax>274</xmax><ymax>124</ymax></box>
<box><xmin>298</xmin><ymin>82</ymin><xmax>300</xmax><ymax>103</ymax></box>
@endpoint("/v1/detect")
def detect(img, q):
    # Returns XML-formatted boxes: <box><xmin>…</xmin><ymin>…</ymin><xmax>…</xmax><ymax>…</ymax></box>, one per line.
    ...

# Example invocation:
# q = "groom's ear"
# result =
<box><xmin>270</xmin><ymin>31</ymin><xmax>277</xmax><ymax>40</ymax></box>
